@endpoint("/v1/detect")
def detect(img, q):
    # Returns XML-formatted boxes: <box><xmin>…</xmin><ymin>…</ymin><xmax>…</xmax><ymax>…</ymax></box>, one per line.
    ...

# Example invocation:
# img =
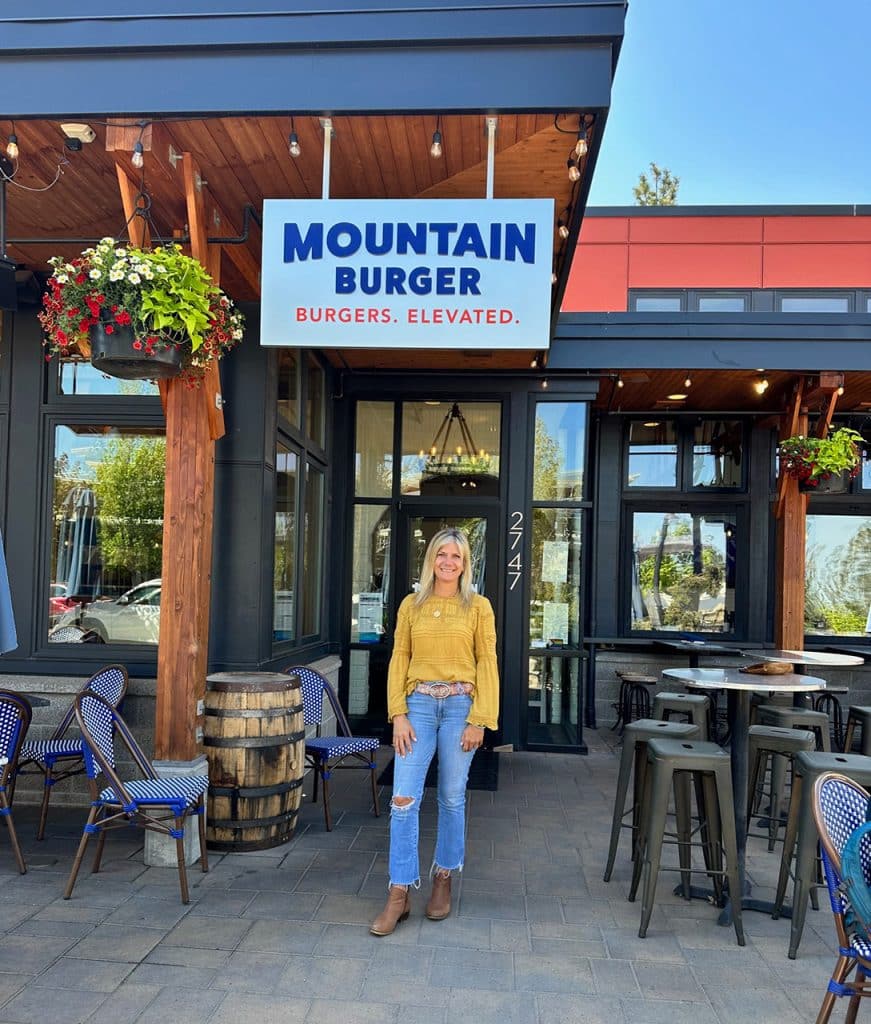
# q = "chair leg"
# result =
<box><xmin>91</xmin><ymin>826</ymin><xmax>107</xmax><ymax>874</ymax></box>
<box><xmin>1</xmin><ymin>793</ymin><xmax>26</xmax><ymax>874</ymax></box>
<box><xmin>673</xmin><ymin>771</ymin><xmax>693</xmax><ymax>900</ymax></box>
<box><xmin>321</xmin><ymin>767</ymin><xmax>333</xmax><ymax>832</ymax></box>
<box><xmin>713</xmin><ymin>764</ymin><xmax>744</xmax><ymax>946</ymax></box>
<box><xmin>198</xmin><ymin>800</ymin><xmax>209</xmax><ymax>872</ymax></box>
<box><xmin>773</xmin><ymin>772</ymin><xmax>803</xmax><ymax>918</ymax></box>
<box><xmin>767</xmin><ymin>752</ymin><xmax>789</xmax><ymax>851</ymax></box>
<box><xmin>815</xmin><ymin>954</ymin><xmax>852</xmax><ymax>1024</ymax></box>
<box><xmin>311</xmin><ymin>760</ymin><xmax>320</xmax><ymax>804</ymax></box>
<box><xmin>845</xmin><ymin>966</ymin><xmax>864</xmax><ymax>1024</ymax></box>
<box><xmin>638</xmin><ymin>766</ymin><xmax>672</xmax><ymax>938</ymax></box>
<box><xmin>370</xmin><ymin>764</ymin><xmax>380</xmax><ymax>818</ymax></box>
<box><xmin>843</xmin><ymin>717</ymin><xmax>856</xmax><ymax>754</ymax></box>
<box><xmin>36</xmin><ymin>766</ymin><xmax>54</xmax><ymax>842</ymax></box>
<box><xmin>64</xmin><ymin>806</ymin><xmax>97</xmax><ymax>899</ymax></box>
<box><xmin>175</xmin><ymin>816</ymin><xmax>190</xmax><ymax>904</ymax></box>
<box><xmin>604</xmin><ymin>736</ymin><xmax>637</xmax><ymax>882</ymax></box>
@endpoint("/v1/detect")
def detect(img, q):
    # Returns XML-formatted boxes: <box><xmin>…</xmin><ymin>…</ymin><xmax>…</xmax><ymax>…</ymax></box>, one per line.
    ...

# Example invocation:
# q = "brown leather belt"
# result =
<box><xmin>415</xmin><ymin>681</ymin><xmax>474</xmax><ymax>698</ymax></box>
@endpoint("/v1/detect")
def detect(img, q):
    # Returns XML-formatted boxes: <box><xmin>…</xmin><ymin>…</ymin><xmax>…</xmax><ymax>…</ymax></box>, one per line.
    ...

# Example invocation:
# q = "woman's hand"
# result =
<box><xmin>392</xmin><ymin>714</ymin><xmax>416</xmax><ymax>757</ymax></box>
<box><xmin>461</xmin><ymin>724</ymin><xmax>485</xmax><ymax>752</ymax></box>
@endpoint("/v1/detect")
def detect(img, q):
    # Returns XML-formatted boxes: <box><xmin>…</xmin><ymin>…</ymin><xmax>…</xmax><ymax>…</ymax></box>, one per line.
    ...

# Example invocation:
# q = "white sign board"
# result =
<box><xmin>260</xmin><ymin>198</ymin><xmax>554</xmax><ymax>349</ymax></box>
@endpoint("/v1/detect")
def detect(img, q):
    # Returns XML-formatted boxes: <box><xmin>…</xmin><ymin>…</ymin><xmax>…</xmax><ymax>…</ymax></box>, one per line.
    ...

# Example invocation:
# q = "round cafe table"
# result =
<box><xmin>662</xmin><ymin>666</ymin><xmax>826</xmax><ymax>923</ymax></box>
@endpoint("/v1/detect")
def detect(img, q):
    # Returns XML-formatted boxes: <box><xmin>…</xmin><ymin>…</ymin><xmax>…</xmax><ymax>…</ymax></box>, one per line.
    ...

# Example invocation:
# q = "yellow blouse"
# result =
<box><xmin>386</xmin><ymin>592</ymin><xmax>500</xmax><ymax>731</ymax></box>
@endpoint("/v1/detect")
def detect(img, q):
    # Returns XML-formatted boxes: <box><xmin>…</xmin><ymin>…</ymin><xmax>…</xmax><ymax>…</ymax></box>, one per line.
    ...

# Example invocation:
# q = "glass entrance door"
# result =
<box><xmin>397</xmin><ymin>511</ymin><xmax>494</xmax><ymax>599</ymax></box>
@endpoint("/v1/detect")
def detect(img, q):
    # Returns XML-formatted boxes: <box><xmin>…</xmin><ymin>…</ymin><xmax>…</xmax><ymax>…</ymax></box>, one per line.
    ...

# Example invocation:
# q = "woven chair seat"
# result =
<box><xmin>20</xmin><ymin>738</ymin><xmax>84</xmax><ymax>761</ymax></box>
<box><xmin>98</xmin><ymin>775</ymin><xmax>209</xmax><ymax>809</ymax></box>
<box><xmin>306</xmin><ymin>736</ymin><xmax>379</xmax><ymax>760</ymax></box>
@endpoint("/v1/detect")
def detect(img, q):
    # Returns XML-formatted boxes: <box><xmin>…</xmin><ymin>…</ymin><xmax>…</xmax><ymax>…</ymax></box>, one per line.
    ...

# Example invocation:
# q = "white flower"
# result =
<box><xmin>154</xmin><ymin>265</ymin><xmax>167</xmax><ymax>274</ymax></box>
<box><xmin>99</xmin><ymin>237</ymin><xmax>115</xmax><ymax>246</ymax></box>
<box><xmin>55</xmin><ymin>273</ymin><xmax>69</xmax><ymax>284</ymax></box>
<box><xmin>109</xmin><ymin>270</ymin><xmax>124</xmax><ymax>282</ymax></box>
<box><xmin>89</xmin><ymin>269</ymin><xmax>101</xmax><ymax>280</ymax></box>
<box><xmin>232</xmin><ymin>329</ymin><xmax>243</xmax><ymax>340</ymax></box>
<box><xmin>128</xmin><ymin>273</ymin><xmax>141</xmax><ymax>285</ymax></box>
<box><xmin>115</xmin><ymin>249</ymin><xmax>126</xmax><ymax>257</ymax></box>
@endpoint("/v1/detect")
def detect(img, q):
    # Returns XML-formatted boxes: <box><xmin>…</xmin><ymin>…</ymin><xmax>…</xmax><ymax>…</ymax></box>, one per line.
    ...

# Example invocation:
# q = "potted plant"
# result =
<box><xmin>779</xmin><ymin>426</ymin><xmax>864</xmax><ymax>493</ymax></box>
<box><xmin>38</xmin><ymin>237</ymin><xmax>243</xmax><ymax>384</ymax></box>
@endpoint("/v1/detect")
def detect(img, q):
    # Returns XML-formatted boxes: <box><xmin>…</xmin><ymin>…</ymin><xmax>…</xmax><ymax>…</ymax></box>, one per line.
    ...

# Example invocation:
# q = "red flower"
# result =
<box><xmin>132</xmin><ymin>340</ymin><xmax>143</xmax><ymax>350</ymax></box>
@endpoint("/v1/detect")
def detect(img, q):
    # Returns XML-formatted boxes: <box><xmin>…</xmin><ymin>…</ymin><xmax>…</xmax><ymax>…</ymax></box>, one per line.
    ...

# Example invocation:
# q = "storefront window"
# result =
<box><xmin>529</xmin><ymin>509</ymin><xmax>582</xmax><ymax>648</ymax></box>
<box><xmin>273</xmin><ymin>442</ymin><xmax>297</xmax><ymax>642</ymax></box>
<box><xmin>630</xmin><ymin>511</ymin><xmax>736</xmax><ymax>633</ymax></box>
<box><xmin>692</xmin><ymin>420</ymin><xmax>743</xmax><ymax>488</ymax></box>
<box><xmin>350</xmin><ymin>505</ymin><xmax>391</xmax><ymax>643</ymax></box>
<box><xmin>627</xmin><ymin>421</ymin><xmax>677</xmax><ymax>487</ymax></box>
<box><xmin>355</xmin><ymin>401</ymin><xmax>393</xmax><ymax>498</ymax></box>
<box><xmin>302</xmin><ymin>463</ymin><xmax>324</xmax><ymax>636</ymax></box>
<box><xmin>277</xmin><ymin>350</ymin><xmax>300</xmax><ymax>428</ymax></box>
<box><xmin>58</xmin><ymin>360</ymin><xmax>158</xmax><ymax>397</ymax></box>
<box><xmin>806</xmin><ymin>515</ymin><xmax>871</xmax><ymax>635</ymax></box>
<box><xmin>533</xmin><ymin>403</ymin><xmax>586</xmax><ymax>500</ymax></box>
<box><xmin>400</xmin><ymin>400</ymin><xmax>500</xmax><ymax>497</ymax></box>
<box><xmin>307</xmin><ymin>354</ymin><xmax>325</xmax><ymax>447</ymax></box>
<box><xmin>50</xmin><ymin>425</ymin><xmax>165</xmax><ymax>642</ymax></box>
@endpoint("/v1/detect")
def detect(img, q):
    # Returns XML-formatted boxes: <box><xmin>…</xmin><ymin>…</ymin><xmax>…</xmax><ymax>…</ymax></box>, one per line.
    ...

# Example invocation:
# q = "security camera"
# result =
<box><xmin>60</xmin><ymin>123</ymin><xmax>96</xmax><ymax>144</ymax></box>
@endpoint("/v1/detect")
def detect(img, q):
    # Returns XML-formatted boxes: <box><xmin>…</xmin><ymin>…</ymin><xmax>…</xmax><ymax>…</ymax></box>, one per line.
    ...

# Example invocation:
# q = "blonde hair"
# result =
<box><xmin>415</xmin><ymin>527</ymin><xmax>474</xmax><ymax>608</ymax></box>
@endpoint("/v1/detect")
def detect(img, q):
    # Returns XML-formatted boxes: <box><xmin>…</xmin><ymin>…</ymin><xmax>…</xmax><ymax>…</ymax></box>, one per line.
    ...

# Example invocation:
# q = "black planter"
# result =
<box><xmin>798</xmin><ymin>469</ymin><xmax>852</xmax><ymax>495</ymax></box>
<box><xmin>89</xmin><ymin>322</ymin><xmax>183</xmax><ymax>380</ymax></box>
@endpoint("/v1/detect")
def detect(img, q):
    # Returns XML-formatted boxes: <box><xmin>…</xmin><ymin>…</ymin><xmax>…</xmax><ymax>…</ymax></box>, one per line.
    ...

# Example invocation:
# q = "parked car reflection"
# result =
<box><xmin>49</xmin><ymin>583</ymin><xmax>78</xmax><ymax>623</ymax></box>
<box><xmin>56</xmin><ymin>579</ymin><xmax>161</xmax><ymax>644</ymax></box>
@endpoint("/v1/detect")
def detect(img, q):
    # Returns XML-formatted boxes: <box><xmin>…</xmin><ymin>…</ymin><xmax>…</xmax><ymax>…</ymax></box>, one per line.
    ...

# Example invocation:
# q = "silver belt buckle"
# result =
<box><xmin>430</xmin><ymin>682</ymin><xmax>452</xmax><ymax>698</ymax></box>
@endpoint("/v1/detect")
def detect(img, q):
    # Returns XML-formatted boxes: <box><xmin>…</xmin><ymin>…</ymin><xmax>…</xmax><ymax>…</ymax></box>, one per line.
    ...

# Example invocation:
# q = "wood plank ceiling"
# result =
<box><xmin>4</xmin><ymin>113</ymin><xmax>588</xmax><ymax>372</ymax></box>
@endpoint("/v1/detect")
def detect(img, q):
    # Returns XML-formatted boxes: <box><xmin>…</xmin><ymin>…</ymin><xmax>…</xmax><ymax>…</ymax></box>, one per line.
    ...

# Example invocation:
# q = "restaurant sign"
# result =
<box><xmin>260</xmin><ymin>198</ymin><xmax>554</xmax><ymax>349</ymax></box>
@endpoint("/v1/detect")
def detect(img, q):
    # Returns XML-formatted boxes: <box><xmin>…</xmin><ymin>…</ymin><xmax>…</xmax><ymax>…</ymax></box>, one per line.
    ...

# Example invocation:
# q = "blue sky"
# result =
<box><xmin>587</xmin><ymin>0</ymin><xmax>871</xmax><ymax>208</ymax></box>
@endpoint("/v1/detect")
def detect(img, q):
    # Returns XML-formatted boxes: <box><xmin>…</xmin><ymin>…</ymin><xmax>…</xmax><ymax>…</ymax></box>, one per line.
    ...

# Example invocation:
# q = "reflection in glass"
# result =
<box><xmin>273</xmin><ymin>443</ymin><xmax>297</xmax><ymax>642</ymax></box>
<box><xmin>307</xmin><ymin>354</ymin><xmax>325</xmax><ymax>446</ymax></box>
<box><xmin>400</xmin><ymin>401</ymin><xmax>500</xmax><ymax>497</ymax></box>
<box><xmin>350</xmin><ymin>505</ymin><xmax>391</xmax><ymax>643</ymax></box>
<box><xmin>806</xmin><ymin>515</ymin><xmax>871</xmax><ymax>636</ymax></box>
<box><xmin>302</xmin><ymin>464</ymin><xmax>324</xmax><ymax>636</ymax></box>
<box><xmin>277</xmin><ymin>350</ymin><xmax>299</xmax><ymax>427</ymax></box>
<box><xmin>627</xmin><ymin>421</ymin><xmax>677</xmax><ymax>487</ymax></box>
<box><xmin>698</xmin><ymin>296</ymin><xmax>746</xmax><ymax>312</ymax></box>
<box><xmin>58</xmin><ymin>360</ymin><xmax>158</xmax><ymax>397</ymax></box>
<box><xmin>693</xmin><ymin>420</ymin><xmax>743</xmax><ymax>488</ymax></box>
<box><xmin>355</xmin><ymin>401</ymin><xmax>393</xmax><ymax>497</ymax></box>
<box><xmin>50</xmin><ymin>425</ymin><xmax>165</xmax><ymax>642</ymax></box>
<box><xmin>631</xmin><ymin>511</ymin><xmax>736</xmax><ymax>633</ymax></box>
<box><xmin>527</xmin><ymin>655</ymin><xmax>581</xmax><ymax>746</ymax></box>
<box><xmin>529</xmin><ymin>509</ymin><xmax>582</xmax><ymax>647</ymax></box>
<box><xmin>533</xmin><ymin>403</ymin><xmax>587</xmax><ymax>500</ymax></box>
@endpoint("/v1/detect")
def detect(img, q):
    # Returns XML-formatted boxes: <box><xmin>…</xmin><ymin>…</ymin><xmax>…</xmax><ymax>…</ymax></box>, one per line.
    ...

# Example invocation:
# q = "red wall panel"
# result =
<box><xmin>629</xmin><ymin>216</ymin><xmax>763</xmax><ymax>244</ymax></box>
<box><xmin>578</xmin><ymin>217</ymin><xmax>630</xmax><ymax>243</ymax></box>
<box><xmin>628</xmin><ymin>244</ymin><xmax>764</xmax><ymax>288</ymax></box>
<box><xmin>561</xmin><ymin>243</ymin><xmax>629</xmax><ymax>311</ymax></box>
<box><xmin>763</xmin><ymin>216</ymin><xmax>871</xmax><ymax>244</ymax></box>
<box><xmin>763</xmin><ymin>244</ymin><xmax>871</xmax><ymax>287</ymax></box>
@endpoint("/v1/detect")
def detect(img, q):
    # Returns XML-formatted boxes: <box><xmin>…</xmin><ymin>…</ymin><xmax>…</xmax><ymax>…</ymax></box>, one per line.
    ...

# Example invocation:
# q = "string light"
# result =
<box><xmin>574</xmin><ymin>123</ymin><xmax>588</xmax><ymax>158</ymax></box>
<box><xmin>616</xmin><ymin>377</ymin><xmax>625</xmax><ymax>388</ymax></box>
<box><xmin>684</xmin><ymin>376</ymin><xmax>692</xmax><ymax>389</ymax></box>
<box><xmin>557</xmin><ymin>218</ymin><xmax>570</xmax><ymax>240</ymax></box>
<box><xmin>430</xmin><ymin>116</ymin><xmax>443</xmax><ymax>159</ymax></box>
<box><xmin>288</xmin><ymin>117</ymin><xmax>301</xmax><ymax>158</ymax></box>
<box><xmin>6</xmin><ymin>123</ymin><xmax>18</xmax><ymax>161</ymax></box>
<box><xmin>566</xmin><ymin>156</ymin><xmax>580</xmax><ymax>182</ymax></box>
<box><xmin>131</xmin><ymin>141</ymin><xmax>144</xmax><ymax>169</ymax></box>
<box><xmin>753</xmin><ymin>378</ymin><xmax>769</xmax><ymax>395</ymax></box>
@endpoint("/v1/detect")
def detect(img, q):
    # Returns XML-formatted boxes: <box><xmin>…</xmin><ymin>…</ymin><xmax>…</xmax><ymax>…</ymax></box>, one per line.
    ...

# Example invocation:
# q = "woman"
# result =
<box><xmin>370</xmin><ymin>527</ymin><xmax>499</xmax><ymax>936</ymax></box>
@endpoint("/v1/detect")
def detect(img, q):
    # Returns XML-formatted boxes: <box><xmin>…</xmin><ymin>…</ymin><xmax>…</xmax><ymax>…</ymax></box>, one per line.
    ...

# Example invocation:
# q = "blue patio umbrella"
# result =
<box><xmin>0</xmin><ymin>529</ymin><xmax>17</xmax><ymax>654</ymax></box>
<box><xmin>56</xmin><ymin>486</ymin><xmax>102</xmax><ymax>602</ymax></box>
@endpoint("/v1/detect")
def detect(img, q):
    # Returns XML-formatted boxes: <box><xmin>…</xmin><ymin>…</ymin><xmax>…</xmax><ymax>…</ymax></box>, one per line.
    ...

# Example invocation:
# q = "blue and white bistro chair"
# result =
<box><xmin>0</xmin><ymin>692</ymin><xmax>32</xmax><ymax>873</ymax></box>
<box><xmin>17</xmin><ymin>664</ymin><xmax>128</xmax><ymax>839</ymax></box>
<box><xmin>811</xmin><ymin>771</ymin><xmax>871</xmax><ymax>1023</ymax></box>
<box><xmin>285</xmin><ymin>665</ymin><xmax>380</xmax><ymax>831</ymax></box>
<box><xmin>63</xmin><ymin>691</ymin><xmax>208</xmax><ymax>904</ymax></box>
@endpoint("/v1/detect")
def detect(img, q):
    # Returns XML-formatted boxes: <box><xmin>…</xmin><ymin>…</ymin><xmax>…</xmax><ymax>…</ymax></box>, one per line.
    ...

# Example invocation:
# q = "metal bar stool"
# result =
<box><xmin>756</xmin><ymin>704</ymin><xmax>831</xmax><ymax>752</ymax></box>
<box><xmin>842</xmin><ymin>705</ymin><xmax>871</xmax><ymax>754</ymax></box>
<box><xmin>629</xmin><ymin>737</ymin><xmax>744</xmax><ymax>946</ymax></box>
<box><xmin>812</xmin><ymin>687</ymin><xmax>847</xmax><ymax>752</ymax></box>
<box><xmin>603</xmin><ymin>717</ymin><xmax>701</xmax><ymax>883</ymax></box>
<box><xmin>612</xmin><ymin>672</ymin><xmax>658</xmax><ymax>734</ymax></box>
<box><xmin>652</xmin><ymin>691</ymin><xmax>711</xmax><ymax>740</ymax></box>
<box><xmin>772</xmin><ymin>749</ymin><xmax>871</xmax><ymax>958</ymax></box>
<box><xmin>747</xmin><ymin>725</ymin><xmax>815</xmax><ymax>850</ymax></box>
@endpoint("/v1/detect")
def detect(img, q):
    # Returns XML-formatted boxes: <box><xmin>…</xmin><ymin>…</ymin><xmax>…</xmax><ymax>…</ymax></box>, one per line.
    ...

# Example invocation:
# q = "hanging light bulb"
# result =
<box><xmin>430</xmin><ymin>128</ymin><xmax>443</xmax><ymax>159</ymax></box>
<box><xmin>753</xmin><ymin>378</ymin><xmax>769</xmax><ymax>395</ymax></box>
<box><xmin>616</xmin><ymin>376</ymin><xmax>625</xmax><ymax>388</ymax></box>
<box><xmin>684</xmin><ymin>376</ymin><xmax>693</xmax><ymax>389</ymax></box>
<box><xmin>574</xmin><ymin>125</ymin><xmax>588</xmax><ymax>158</ymax></box>
<box><xmin>541</xmin><ymin>379</ymin><xmax>549</xmax><ymax>389</ymax></box>
<box><xmin>551</xmin><ymin>272</ymin><xmax>558</xmax><ymax>285</ymax></box>
<box><xmin>288</xmin><ymin>131</ymin><xmax>301</xmax><ymax>158</ymax></box>
<box><xmin>6</xmin><ymin>130</ymin><xmax>18</xmax><ymax>161</ymax></box>
<box><xmin>566</xmin><ymin>156</ymin><xmax>580</xmax><ymax>182</ymax></box>
<box><xmin>131</xmin><ymin>141</ymin><xmax>144</xmax><ymax>169</ymax></box>
<box><xmin>557</xmin><ymin>218</ymin><xmax>570</xmax><ymax>240</ymax></box>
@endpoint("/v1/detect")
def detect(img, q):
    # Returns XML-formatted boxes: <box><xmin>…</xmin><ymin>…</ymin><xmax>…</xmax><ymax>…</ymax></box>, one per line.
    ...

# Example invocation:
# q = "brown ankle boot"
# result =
<box><xmin>370</xmin><ymin>885</ymin><xmax>411</xmax><ymax>936</ymax></box>
<box><xmin>425</xmin><ymin>870</ymin><xmax>452</xmax><ymax>920</ymax></box>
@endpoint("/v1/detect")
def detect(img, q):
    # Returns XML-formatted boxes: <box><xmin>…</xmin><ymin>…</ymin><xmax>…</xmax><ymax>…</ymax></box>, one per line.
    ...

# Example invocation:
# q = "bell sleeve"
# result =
<box><xmin>469</xmin><ymin>596</ymin><xmax>499</xmax><ymax>731</ymax></box>
<box><xmin>386</xmin><ymin>596</ymin><xmax>413</xmax><ymax>722</ymax></box>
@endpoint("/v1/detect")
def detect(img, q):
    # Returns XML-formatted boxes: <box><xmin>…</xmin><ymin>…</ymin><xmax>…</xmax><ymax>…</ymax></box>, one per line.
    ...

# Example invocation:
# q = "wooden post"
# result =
<box><xmin>154</xmin><ymin>153</ymin><xmax>222</xmax><ymax>761</ymax></box>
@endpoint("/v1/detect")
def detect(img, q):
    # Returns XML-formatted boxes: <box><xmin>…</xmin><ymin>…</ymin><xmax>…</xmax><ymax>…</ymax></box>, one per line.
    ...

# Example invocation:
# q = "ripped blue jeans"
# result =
<box><xmin>389</xmin><ymin>691</ymin><xmax>476</xmax><ymax>886</ymax></box>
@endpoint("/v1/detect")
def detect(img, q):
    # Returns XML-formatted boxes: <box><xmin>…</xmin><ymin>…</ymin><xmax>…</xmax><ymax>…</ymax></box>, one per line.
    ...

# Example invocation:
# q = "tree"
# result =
<box><xmin>633</xmin><ymin>163</ymin><xmax>680</xmax><ymax>206</ymax></box>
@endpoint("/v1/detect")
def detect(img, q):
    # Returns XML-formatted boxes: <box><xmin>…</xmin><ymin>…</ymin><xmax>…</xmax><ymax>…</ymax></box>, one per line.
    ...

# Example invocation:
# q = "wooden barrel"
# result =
<box><xmin>204</xmin><ymin>671</ymin><xmax>305</xmax><ymax>851</ymax></box>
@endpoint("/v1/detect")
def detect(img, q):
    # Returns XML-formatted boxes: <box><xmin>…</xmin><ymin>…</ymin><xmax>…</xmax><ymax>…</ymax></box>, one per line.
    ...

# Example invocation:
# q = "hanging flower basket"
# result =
<box><xmin>780</xmin><ymin>427</ymin><xmax>863</xmax><ymax>494</ymax></box>
<box><xmin>39</xmin><ymin>238</ymin><xmax>243</xmax><ymax>387</ymax></box>
<box><xmin>89</xmin><ymin>320</ymin><xmax>184</xmax><ymax>380</ymax></box>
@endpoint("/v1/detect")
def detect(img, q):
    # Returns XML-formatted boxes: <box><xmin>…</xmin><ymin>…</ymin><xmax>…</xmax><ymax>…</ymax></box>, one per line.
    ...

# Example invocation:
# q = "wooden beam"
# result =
<box><xmin>114</xmin><ymin>164</ymin><xmax>151</xmax><ymax>249</ymax></box>
<box><xmin>154</xmin><ymin>151</ymin><xmax>220</xmax><ymax>762</ymax></box>
<box><xmin>773</xmin><ymin>385</ymin><xmax>808</xmax><ymax>651</ymax></box>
